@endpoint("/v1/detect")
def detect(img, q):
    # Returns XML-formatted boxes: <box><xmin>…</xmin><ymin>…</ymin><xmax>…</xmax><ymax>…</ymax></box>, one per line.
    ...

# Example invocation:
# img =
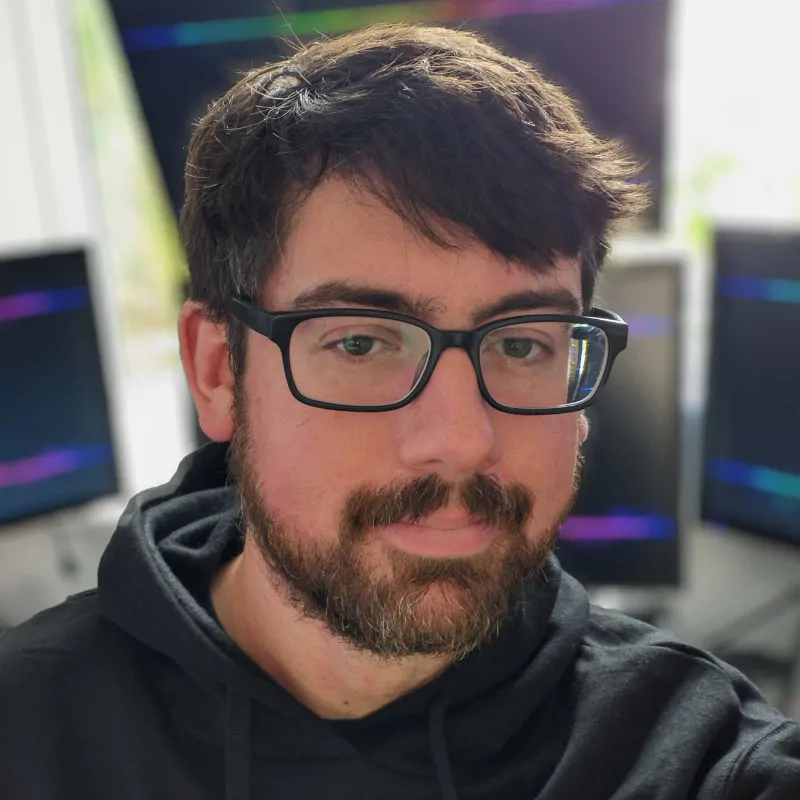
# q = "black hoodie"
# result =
<box><xmin>1</xmin><ymin>443</ymin><xmax>798</xmax><ymax>800</ymax></box>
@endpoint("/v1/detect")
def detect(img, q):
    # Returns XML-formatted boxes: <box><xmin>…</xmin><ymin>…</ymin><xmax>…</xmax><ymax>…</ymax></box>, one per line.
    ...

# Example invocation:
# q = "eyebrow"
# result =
<box><xmin>291</xmin><ymin>281</ymin><xmax>443</xmax><ymax>319</ymax></box>
<box><xmin>471</xmin><ymin>288</ymin><xmax>583</xmax><ymax>324</ymax></box>
<box><xmin>289</xmin><ymin>280</ymin><xmax>583</xmax><ymax>325</ymax></box>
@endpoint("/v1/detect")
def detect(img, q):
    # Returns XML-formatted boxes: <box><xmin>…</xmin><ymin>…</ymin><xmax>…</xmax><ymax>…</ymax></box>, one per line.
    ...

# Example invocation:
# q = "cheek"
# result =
<box><xmin>497</xmin><ymin>414</ymin><xmax>582</xmax><ymax>508</ymax></box>
<box><xmin>242</xmin><ymin>348</ymin><xmax>390</xmax><ymax>537</ymax></box>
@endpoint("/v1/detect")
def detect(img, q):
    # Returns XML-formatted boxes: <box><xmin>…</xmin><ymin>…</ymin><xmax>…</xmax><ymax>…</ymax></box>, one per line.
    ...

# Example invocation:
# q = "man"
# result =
<box><xmin>1</xmin><ymin>23</ymin><xmax>798</xmax><ymax>800</ymax></box>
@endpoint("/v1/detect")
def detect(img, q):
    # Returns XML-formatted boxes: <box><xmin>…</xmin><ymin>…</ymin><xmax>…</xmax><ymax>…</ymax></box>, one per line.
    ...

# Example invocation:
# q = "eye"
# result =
<box><xmin>337</xmin><ymin>334</ymin><xmax>378</xmax><ymax>357</ymax></box>
<box><xmin>500</xmin><ymin>337</ymin><xmax>539</xmax><ymax>359</ymax></box>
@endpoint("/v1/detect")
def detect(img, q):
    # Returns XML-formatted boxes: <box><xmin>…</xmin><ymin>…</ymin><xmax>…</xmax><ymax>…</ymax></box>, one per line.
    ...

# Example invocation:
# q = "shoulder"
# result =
<box><xmin>581</xmin><ymin>604</ymin><xmax>800</xmax><ymax>798</ymax></box>
<box><xmin>580</xmin><ymin>601</ymin><xmax>778</xmax><ymax>704</ymax></box>
<box><xmin>1</xmin><ymin>589</ymin><xmax>102</xmax><ymax>654</ymax></box>
<box><xmin>715</xmin><ymin>718</ymin><xmax>800</xmax><ymax>799</ymax></box>
<box><xmin>0</xmin><ymin>590</ymin><xmax>124</xmax><ymax>691</ymax></box>
<box><xmin>0</xmin><ymin>588</ymin><xmax>159</xmax><ymax>753</ymax></box>
<box><xmin>584</xmin><ymin>602</ymin><xmax>747</xmax><ymax>673</ymax></box>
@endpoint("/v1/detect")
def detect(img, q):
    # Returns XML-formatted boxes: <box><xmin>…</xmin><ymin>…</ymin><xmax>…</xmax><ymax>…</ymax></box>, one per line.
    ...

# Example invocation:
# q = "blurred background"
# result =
<box><xmin>1</xmin><ymin>0</ymin><xmax>798</xmax><ymax>718</ymax></box>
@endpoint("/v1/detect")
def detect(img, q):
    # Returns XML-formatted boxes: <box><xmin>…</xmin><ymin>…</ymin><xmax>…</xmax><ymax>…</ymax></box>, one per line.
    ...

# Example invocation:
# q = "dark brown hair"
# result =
<box><xmin>180</xmin><ymin>23</ymin><xmax>649</xmax><ymax>378</ymax></box>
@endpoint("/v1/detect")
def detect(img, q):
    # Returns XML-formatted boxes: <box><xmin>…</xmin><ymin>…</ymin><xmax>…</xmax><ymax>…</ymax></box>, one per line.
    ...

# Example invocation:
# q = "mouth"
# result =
<box><xmin>379</xmin><ymin>520</ymin><xmax>496</xmax><ymax>558</ymax></box>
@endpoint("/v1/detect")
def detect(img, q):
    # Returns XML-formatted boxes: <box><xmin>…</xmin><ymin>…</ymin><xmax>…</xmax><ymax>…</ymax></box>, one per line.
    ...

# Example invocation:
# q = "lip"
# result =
<box><xmin>414</xmin><ymin>513</ymin><xmax>475</xmax><ymax>531</ymax></box>
<box><xmin>380</xmin><ymin>521</ymin><xmax>495</xmax><ymax>558</ymax></box>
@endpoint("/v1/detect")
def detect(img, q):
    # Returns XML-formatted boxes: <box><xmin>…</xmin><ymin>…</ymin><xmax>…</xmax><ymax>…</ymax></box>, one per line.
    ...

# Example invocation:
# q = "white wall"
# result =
<box><xmin>0</xmin><ymin>0</ymin><xmax>95</xmax><ymax>250</ymax></box>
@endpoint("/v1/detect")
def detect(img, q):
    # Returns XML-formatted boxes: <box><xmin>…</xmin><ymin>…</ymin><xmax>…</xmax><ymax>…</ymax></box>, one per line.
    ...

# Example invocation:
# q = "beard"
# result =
<box><xmin>229</xmin><ymin>390</ymin><xmax>581</xmax><ymax>661</ymax></box>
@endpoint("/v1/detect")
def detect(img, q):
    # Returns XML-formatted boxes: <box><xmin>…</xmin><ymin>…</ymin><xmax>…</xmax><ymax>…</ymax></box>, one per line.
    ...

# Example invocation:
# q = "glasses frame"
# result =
<box><xmin>227</xmin><ymin>297</ymin><xmax>629</xmax><ymax>415</ymax></box>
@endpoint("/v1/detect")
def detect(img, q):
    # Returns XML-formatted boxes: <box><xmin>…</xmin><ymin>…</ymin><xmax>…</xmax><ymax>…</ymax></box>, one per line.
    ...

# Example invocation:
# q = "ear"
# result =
<box><xmin>178</xmin><ymin>301</ymin><xmax>235</xmax><ymax>442</ymax></box>
<box><xmin>577</xmin><ymin>411</ymin><xmax>590</xmax><ymax>445</ymax></box>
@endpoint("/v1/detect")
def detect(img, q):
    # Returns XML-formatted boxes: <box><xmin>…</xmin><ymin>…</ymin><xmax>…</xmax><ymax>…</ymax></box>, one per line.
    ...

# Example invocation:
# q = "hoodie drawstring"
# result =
<box><xmin>225</xmin><ymin>689</ymin><xmax>252</xmax><ymax>800</ymax></box>
<box><xmin>428</xmin><ymin>689</ymin><xmax>459</xmax><ymax>800</ymax></box>
<box><xmin>225</xmin><ymin>684</ymin><xmax>458</xmax><ymax>800</ymax></box>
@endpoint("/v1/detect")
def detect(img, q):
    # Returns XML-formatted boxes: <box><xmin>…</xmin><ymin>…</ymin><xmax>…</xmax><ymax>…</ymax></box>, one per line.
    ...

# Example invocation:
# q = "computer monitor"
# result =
<box><xmin>0</xmin><ymin>248</ymin><xmax>119</xmax><ymax>526</ymax></box>
<box><xmin>469</xmin><ymin>0</ymin><xmax>669</xmax><ymax>228</ymax></box>
<box><xmin>108</xmin><ymin>0</ymin><xmax>670</xmax><ymax>227</ymax></box>
<box><xmin>702</xmin><ymin>229</ymin><xmax>800</xmax><ymax>548</ymax></box>
<box><xmin>556</xmin><ymin>260</ymin><xmax>682</xmax><ymax>586</ymax></box>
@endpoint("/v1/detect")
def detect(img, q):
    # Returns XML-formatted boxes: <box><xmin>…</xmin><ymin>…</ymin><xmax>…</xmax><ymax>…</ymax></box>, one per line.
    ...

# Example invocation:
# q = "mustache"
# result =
<box><xmin>343</xmin><ymin>473</ymin><xmax>533</xmax><ymax>539</ymax></box>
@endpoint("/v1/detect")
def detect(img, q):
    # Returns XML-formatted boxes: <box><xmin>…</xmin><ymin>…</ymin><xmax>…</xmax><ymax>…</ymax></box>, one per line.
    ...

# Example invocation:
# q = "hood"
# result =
<box><xmin>98</xmin><ymin>443</ymin><xmax>591</xmax><ymax>800</ymax></box>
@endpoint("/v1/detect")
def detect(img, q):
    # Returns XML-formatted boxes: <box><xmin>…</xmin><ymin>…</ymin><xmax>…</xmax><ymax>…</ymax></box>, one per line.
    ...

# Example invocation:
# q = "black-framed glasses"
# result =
<box><xmin>227</xmin><ymin>297</ymin><xmax>628</xmax><ymax>415</ymax></box>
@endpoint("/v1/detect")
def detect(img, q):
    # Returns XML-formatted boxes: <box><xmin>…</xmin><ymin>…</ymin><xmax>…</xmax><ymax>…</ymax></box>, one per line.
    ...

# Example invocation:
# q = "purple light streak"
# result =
<box><xmin>0</xmin><ymin>446</ymin><xmax>112</xmax><ymax>489</ymax></box>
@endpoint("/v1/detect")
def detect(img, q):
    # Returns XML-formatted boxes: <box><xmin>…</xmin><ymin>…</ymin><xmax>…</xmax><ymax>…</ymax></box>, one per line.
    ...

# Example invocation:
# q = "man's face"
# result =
<box><xmin>231</xmin><ymin>178</ymin><xmax>587</xmax><ymax>659</ymax></box>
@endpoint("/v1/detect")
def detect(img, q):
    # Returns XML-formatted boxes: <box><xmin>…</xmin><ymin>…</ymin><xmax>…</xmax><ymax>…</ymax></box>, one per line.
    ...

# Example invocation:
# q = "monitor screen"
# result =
<box><xmin>0</xmin><ymin>249</ymin><xmax>119</xmax><ymax>525</ymax></box>
<box><xmin>108</xmin><ymin>0</ymin><xmax>669</xmax><ymax>226</ymax></box>
<box><xmin>702</xmin><ymin>229</ymin><xmax>800</xmax><ymax>548</ymax></box>
<box><xmin>556</xmin><ymin>261</ymin><xmax>682</xmax><ymax>586</ymax></box>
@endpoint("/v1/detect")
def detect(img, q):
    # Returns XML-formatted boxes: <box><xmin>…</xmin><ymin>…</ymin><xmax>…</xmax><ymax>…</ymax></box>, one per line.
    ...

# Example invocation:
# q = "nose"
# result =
<box><xmin>395</xmin><ymin>348</ymin><xmax>502</xmax><ymax>480</ymax></box>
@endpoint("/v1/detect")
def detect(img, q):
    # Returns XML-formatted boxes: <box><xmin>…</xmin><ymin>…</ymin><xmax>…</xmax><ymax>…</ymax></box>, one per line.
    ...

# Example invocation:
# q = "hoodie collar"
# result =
<box><xmin>98</xmin><ymin>443</ymin><xmax>591</xmax><ymax>795</ymax></box>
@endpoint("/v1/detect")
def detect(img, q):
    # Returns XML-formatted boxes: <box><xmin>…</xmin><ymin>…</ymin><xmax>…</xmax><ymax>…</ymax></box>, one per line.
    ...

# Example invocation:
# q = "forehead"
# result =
<box><xmin>267</xmin><ymin>178</ymin><xmax>582</xmax><ymax>320</ymax></box>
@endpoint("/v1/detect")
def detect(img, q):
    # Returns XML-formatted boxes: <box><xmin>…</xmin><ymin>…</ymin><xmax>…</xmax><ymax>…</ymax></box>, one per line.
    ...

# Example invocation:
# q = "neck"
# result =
<box><xmin>210</xmin><ymin>537</ymin><xmax>453</xmax><ymax>719</ymax></box>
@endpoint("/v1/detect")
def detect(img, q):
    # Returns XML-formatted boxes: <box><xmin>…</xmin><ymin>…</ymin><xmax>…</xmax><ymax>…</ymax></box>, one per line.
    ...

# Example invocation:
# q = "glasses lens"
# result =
<box><xmin>479</xmin><ymin>321</ymin><xmax>608</xmax><ymax>410</ymax></box>
<box><xmin>289</xmin><ymin>316</ymin><xmax>432</xmax><ymax>406</ymax></box>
